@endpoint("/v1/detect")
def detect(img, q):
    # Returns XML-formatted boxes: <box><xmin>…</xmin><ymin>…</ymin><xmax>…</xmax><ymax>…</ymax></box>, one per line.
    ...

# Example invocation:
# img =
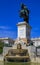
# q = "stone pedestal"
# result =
<box><xmin>17</xmin><ymin>21</ymin><xmax>31</xmax><ymax>45</ymax></box>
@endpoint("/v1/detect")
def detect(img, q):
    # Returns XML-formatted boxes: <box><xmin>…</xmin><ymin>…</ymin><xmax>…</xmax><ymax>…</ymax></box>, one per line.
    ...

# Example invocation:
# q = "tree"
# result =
<box><xmin>0</xmin><ymin>40</ymin><xmax>4</xmax><ymax>54</ymax></box>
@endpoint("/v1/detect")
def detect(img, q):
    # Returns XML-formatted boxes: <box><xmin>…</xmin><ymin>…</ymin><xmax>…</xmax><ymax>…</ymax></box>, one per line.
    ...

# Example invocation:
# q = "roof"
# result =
<box><xmin>0</xmin><ymin>37</ymin><xmax>14</xmax><ymax>40</ymax></box>
<box><xmin>0</xmin><ymin>37</ymin><xmax>15</xmax><ymax>44</ymax></box>
<box><xmin>31</xmin><ymin>37</ymin><xmax>40</xmax><ymax>41</ymax></box>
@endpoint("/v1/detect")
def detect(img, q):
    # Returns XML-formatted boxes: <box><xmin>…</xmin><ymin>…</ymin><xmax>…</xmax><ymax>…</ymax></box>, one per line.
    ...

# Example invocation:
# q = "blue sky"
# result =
<box><xmin>0</xmin><ymin>0</ymin><xmax>40</xmax><ymax>39</ymax></box>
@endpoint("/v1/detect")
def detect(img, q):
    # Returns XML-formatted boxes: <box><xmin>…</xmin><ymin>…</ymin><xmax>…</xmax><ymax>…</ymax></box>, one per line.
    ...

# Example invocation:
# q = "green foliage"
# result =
<box><xmin>4</xmin><ymin>44</ymin><xmax>12</xmax><ymax>47</ymax></box>
<box><xmin>0</xmin><ymin>41</ymin><xmax>4</xmax><ymax>47</ymax></box>
<box><xmin>0</xmin><ymin>47</ymin><xmax>3</xmax><ymax>54</ymax></box>
<box><xmin>0</xmin><ymin>41</ymin><xmax>4</xmax><ymax>54</ymax></box>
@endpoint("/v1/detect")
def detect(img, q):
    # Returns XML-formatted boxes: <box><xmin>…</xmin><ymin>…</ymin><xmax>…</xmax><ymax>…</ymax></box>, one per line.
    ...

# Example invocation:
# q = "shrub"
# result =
<box><xmin>0</xmin><ymin>41</ymin><xmax>4</xmax><ymax>54</ymax></box>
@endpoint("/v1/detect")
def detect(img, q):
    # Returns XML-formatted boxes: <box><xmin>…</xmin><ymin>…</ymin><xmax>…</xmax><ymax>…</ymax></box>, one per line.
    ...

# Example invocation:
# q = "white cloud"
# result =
<box><xmin>0</xmin><ymin>30</ymin><xmax>17</xmax><ymax>39</ymax></box>
<box><xmin>0</xmin><ymin>26</ymin><xmax>17</xmax><ymax>39</ymax></box>
<box><xmin>0</xmin><ymin>26</ymin><xmax>12</xmax><ymax>30</ymax></box>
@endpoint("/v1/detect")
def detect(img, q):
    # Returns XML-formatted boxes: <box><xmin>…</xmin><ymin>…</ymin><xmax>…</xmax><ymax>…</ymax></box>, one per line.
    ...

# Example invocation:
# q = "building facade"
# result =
<box><xmin>0</xmin><ymin>37</ymin><xmax>14</xmax><ymax>47</ymax></box>
<box><xmin>31</xmin><ymin>37</ymin><xmax>40</xmax><ymax>47</ymax></box>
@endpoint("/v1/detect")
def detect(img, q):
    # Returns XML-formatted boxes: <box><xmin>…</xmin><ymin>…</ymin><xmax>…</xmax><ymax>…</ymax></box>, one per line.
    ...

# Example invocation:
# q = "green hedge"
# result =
<box><xmin>0</xmin><ymin>47</ymin><xmax>3</xmax><ymax>54</ymax></box>
<box><xmin>0</xmin><ymin>41</ymin><xmax>4</xmax><ymax>54</ymax></box>
<box><xmin>0</xmin><ymin>42</ymin><xmax>4</xmax><ymax>47</ymax></box>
